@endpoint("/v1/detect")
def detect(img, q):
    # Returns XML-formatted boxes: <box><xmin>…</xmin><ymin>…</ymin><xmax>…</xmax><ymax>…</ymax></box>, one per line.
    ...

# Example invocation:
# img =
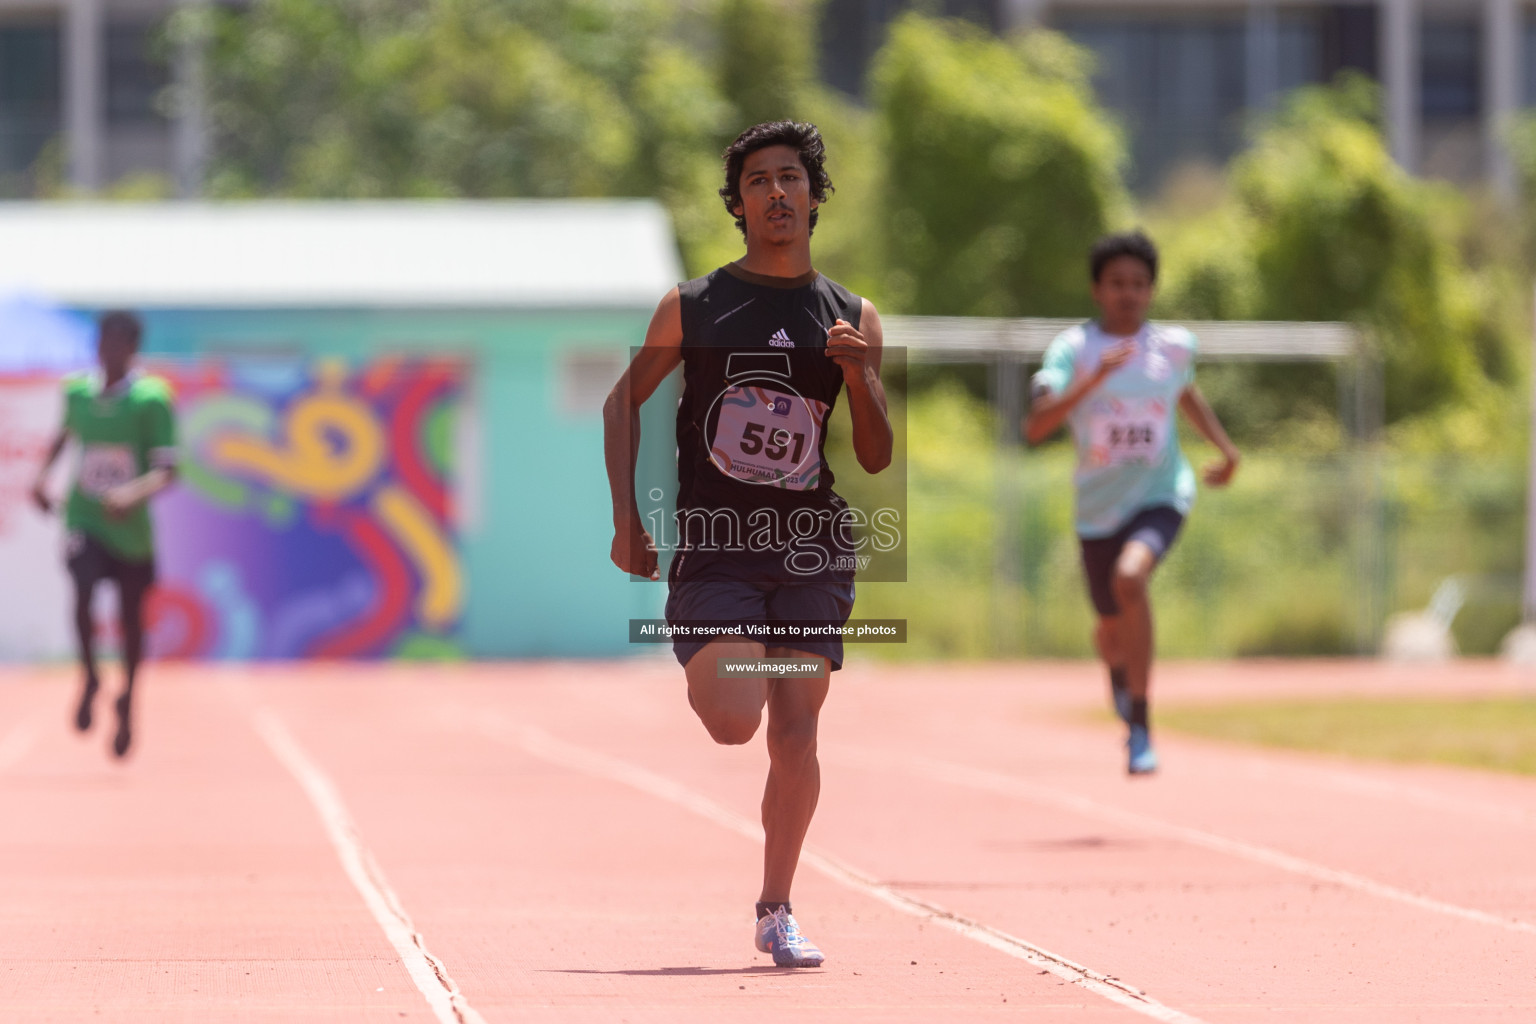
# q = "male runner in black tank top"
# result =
<box><xmin>604</xmin><ymin>121</ymin><xmax>893</xmax><ymax>968</ymax></box>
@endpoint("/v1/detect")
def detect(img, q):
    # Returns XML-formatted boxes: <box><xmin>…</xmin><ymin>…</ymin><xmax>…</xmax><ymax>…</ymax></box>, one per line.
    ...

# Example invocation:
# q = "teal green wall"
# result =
<box><xmin>138</xmin><ymin>307</ymin><xmax>675</xmax><ymax>659</ymax></box>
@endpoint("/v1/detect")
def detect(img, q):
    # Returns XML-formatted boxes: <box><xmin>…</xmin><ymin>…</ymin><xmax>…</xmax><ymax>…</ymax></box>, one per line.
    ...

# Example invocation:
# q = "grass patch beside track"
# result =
<box><xmin>1159</xmin><ymin>696</ymin><xmax>1536</xmax><ymax>776</ymax></box>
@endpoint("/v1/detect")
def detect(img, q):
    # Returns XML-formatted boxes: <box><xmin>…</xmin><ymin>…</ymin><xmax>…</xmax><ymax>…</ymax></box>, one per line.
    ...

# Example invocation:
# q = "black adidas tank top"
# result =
<box><xmin>671</xmin><ymin>263</ymin><xmax>862</xmax><ymax>583</ymax></box>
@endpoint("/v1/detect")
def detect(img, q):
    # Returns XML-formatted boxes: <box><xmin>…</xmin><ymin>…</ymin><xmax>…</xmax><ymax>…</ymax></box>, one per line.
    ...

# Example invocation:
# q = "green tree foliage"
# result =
<box><xmin>1238</xmin><ymin>81</ymin><xmax>1486</xmax><ymax>420</ymax></box>
<box><xmin>870</xmin><ymin>16</ymin><xmax>1129</xmax><ymax>316</ymax></box>
<box><xmin>1158</xmin><ymin>77</ymin><xmax>1503</xmax><ymax>425</ymax></box>
<box><xmin>717</xmin><ymin>0</ymin><xmax>820</xmax><ymax>128</ymax></box>
<box><xmin>191</xmin><ymin>5</ymin><xmax>1520</xmax><ymax>437</ymax></box>
<box><xmin>198</xmin><ymin>0</ymin><xmax>661</xmax><ymax>198</ymax></box>
<box><xmin>625</xmin><ymin>38</ymin><xmax>742</xmax><ymax>275</ymax></box>
<box><xmin>1501</xmin><ymin>110</ymin><xmax>1536</xmax><ymax>263</ymax></box>
<box><xmin>192</xmin><ymin>0</ymin><xmax>859</xmax><ymax>275</ymax></box>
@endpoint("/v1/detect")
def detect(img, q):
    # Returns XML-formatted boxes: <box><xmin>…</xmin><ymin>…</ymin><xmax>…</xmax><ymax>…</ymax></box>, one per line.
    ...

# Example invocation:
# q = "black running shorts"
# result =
<box><xmin>665</xmin><ymin>577</ymin><xmax>856</xmax><ymax>671</ymax></box>
<box><xmin>1078</xmin><ymin>506</ymin><xmax>1184</xmax><ymax>618</ymax></box>
<box><xmin>66</xmin><ymin>530</ymin><xmax>156</xmax><ymax>603</ymax></box>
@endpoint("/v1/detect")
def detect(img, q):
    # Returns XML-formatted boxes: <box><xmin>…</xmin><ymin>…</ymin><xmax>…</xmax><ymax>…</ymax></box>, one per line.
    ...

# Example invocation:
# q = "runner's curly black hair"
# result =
<box><xmin>1089</xmin><ymin>231</ymin><xmax>1159</xmax><ymax>283</ymax></box>
<box><xmin>719</xmin><ymin>121</ymin><xmax>834</xmax><ymax>238</ymax></box>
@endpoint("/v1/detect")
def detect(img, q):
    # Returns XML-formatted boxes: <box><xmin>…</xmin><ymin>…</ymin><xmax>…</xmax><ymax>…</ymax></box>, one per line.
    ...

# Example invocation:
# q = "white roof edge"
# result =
<box><xmin>0</xmin><ymin>199</ymin><xmax>684</xmax><ymax>309</ymax></box>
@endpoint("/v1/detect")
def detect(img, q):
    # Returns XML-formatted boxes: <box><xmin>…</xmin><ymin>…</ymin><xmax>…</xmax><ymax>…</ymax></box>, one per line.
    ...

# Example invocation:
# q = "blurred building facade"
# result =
<box><xmin>822</xmin><ymin>0</ymin><xmax>1528</xmax><ymax>191</ymax></box>
<box><xmin>0</xmin><ymin>0</ymin><xmax>202</xmax><ymax>198</ymax></box>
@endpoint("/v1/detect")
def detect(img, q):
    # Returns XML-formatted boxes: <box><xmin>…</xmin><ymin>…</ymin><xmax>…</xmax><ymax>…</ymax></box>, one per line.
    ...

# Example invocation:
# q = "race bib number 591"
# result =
<box><xmin>709</xmin><ymin>385</ymin><xmax>827</xmax><ymax>490</ymax></box>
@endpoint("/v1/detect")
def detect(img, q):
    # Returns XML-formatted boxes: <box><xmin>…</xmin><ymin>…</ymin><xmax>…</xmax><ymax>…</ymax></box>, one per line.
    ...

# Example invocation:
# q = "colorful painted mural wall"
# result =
<box><xmin>0</xmin><ymin>358</ymin><xmax>467</xmax><ymax>661</ymax></box>
<box><xmin>150</xmin><ymin>357</ymin><xmax>466</xmax><ymax>660</ymax></box>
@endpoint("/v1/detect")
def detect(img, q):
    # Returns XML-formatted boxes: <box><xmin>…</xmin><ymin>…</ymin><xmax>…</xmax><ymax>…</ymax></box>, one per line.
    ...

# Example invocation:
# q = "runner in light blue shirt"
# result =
<box><xmin>1025</xmin><ymin>231</ymin><xmax>1240</xmax><ymax>775</ymax></box>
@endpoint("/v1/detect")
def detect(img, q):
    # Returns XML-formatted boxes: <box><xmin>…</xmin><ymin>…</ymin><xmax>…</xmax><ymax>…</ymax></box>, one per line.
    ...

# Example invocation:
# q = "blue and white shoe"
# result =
<box><xmin>755</xmin><ymin>907</ymin><xmax>825</xmax><ymax>967</ymax></box>
<box><xmin>1127</xmin><ymin>724</ymin><xmax>1158</xmax><ymax>775</ymax></box>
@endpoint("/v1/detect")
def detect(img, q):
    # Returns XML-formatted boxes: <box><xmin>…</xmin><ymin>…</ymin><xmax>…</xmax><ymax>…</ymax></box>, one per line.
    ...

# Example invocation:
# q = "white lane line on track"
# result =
<box><xmin>0</xmin><ymin>716</ymin><xmax>38</xmax><ymax>773</ymax></box>
<box><xmin>252</xmin><ymin>710</ymin><xmax>486</xmax><ymax>1024</ymax></box>
<box><xmin>461</xmin><ymin>710</ymin><xmax>1206</xmax><ymax>1024</ymax></box>
<box><xmin>844</xmin><ymin>747</ymin><xmax>1536</xmax><ymax>938</ymax></box>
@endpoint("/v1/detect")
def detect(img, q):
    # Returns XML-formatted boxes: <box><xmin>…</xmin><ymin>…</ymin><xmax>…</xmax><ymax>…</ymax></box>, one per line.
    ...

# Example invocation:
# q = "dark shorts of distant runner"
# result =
<box><xmin>66</xmin><ymin>530</ymin><xmax>156</xmax><ymax>603</ymax></box>
<box><xmin>665</xmin><ymin>577</ymin><xmax>857</xmax><ymax>672</ymax></box>
<box><xmin>1078</xmin><ymin>505</ymin><xmax>1184</xmax><ymax>618</ymax></box>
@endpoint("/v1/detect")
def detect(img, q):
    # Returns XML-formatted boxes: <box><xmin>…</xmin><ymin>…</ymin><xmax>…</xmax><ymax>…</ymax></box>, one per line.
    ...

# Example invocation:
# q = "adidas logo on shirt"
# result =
<box><xmin>768</xmin><ymin>328</ymin><xmax>794</xmax><ymax>348</ymax></box>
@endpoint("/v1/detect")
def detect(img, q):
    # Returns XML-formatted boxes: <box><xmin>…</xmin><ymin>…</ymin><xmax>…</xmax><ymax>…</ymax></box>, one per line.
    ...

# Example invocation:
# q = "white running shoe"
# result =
<box><xmin>754</xmin><ymin>907</ymin><xmax>825</xmax><ymax>968</ymax></box>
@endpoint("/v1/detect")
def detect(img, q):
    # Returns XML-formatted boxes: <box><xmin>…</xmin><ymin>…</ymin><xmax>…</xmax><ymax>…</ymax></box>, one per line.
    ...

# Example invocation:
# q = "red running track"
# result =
<box><xmin>0</xmin><ymin>659</ymin><xmax>1533</xmax><ymax>1023</ymax></box>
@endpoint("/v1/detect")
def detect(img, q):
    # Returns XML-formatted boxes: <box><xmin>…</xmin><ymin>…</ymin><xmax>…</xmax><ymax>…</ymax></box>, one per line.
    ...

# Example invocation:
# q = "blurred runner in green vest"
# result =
<box><xmin>32</xmin><ymin>311</ymin><xmax>177</xmax><ymax>758</ymax></box>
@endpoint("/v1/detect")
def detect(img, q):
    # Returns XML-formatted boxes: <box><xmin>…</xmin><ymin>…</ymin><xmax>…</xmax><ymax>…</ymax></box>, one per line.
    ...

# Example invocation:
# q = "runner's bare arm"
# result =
<box><xmin>102</xmin><ymin>466</ymin><xmax>178</xmax><ymax>516</ymax></box>
<box><xmin>30</xmin><ymin>428</ymin><xmax>69</xmax><ymax>514</ymax></box>
<box><xmin>1023</xmin><ymin>339</ymin><xmax>1136</xmax><ymax>444</ymax></box>
<box><xmin>1178</xmin><ymin>384</ymin><xmax>1240</xmax><ymax>486</ymax></box>
<box><xmin>826</xmin><ymin>299</ymin><xmax>892</xmax><ymax>473</ymax></box>
<box><xmin>603</xmin><ymin>288</ymin><xmax>685</xmax><ymax>579</ymax></box>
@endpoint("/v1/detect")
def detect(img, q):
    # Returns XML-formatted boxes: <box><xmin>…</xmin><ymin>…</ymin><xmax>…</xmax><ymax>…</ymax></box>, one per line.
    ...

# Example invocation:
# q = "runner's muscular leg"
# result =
<box><xmin>759</xmin><ymin>647</ymin><xmax>829</xmax><ymax>903</ymax></box>
<box><xmin>685</xmin><ymin>636</ymin><xmax>769</xmax><ymax>745</ymax></box>
<box><xmin>1110</xmin><ymin>540</ymin><xmax>1157</xmax><ymax>700</ymax></box>
<box><xmin>1095</xmin><ymin>616</ymin><xmax>1123</xmax><ymax>671</ymax></box>
<box><xmin>118</xmin><ymin>576</ymin><xmax>149</xmax><ymax>701</ymax></box>
<box><xmin>72</xmin><ymin>574</ymin><xmax>99</xmax><ymax>686</ymax></box>
<box><xmin>70</xmin><ymin>570</ymin><xmax>101</xmax><ymax>731</ymax></box>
